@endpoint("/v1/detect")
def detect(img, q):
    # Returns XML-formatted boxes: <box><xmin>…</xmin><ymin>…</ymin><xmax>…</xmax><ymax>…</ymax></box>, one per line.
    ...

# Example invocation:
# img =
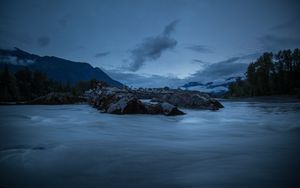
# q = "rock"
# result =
<box><xmin>157</xmin><ymin>92</ymin><xmax>222</xmax><ymax>110</ymax></box>
<box><xmin>144</xmin><ymin>103</ymin><xmax>163</xmax><ymax>114</ymax></box>
<box><xmin>142</xmin><ymin>102</ymin><xmax>185</xmax><ymax>116</ymax></box>
<box><xmin>107</xmin><ymin>96</ymin><xmax>146</xmax><ymax>114</ymax></box>
<box><xmin>86</xmin><ymin>83</ymin><xmax>223</xmax><ymax>115</ymax></box>
<box><xmin>30</xmin><ymin>92</ymin><xmax>84</xmax><ymax>104</ymax></box>
<box><xmin>96</xmin><ymin>94</ymin><xmax>120</xmax><ymax>112</ymax></box>
<box><xmin>209</xmin><ymin>98</ymin><xmax>224</xmax><ymax>109</ymax></box>
<box><xmin>133</xmin><ymin>88</ymin><xmax>224</xmax><ymax>110</ymax></box>
<box><xmin>160</xmin><ymin>102</ymin><xmax>185</xmax><ymax>116</ymax></box>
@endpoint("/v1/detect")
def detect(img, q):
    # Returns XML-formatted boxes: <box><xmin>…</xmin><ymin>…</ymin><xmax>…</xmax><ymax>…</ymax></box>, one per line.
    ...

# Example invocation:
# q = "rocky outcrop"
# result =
<box><xmin>86</xmin><ymin>87</ymin><xmax>184</xmax><ymax>116</ymax></box>
<box><xmin>133</xmin><ymin>88</ymin><xmax>224</xmax><ymax>110</ymax></box>
<box><xmin>86</xmin><ymin>83</ymin><xmax>224</xmax><ymax>115</ymax></box>
<box><xmin>30</xmin><ymin>92</ymin><xmax>84</xmax><ymax>104</ymax></box>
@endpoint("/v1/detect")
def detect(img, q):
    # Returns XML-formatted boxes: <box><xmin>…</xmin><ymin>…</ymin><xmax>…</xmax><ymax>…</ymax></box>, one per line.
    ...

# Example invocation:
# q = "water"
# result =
<box><xmin>0</xmin><ymin>100</ymin><xmax>300</xmax><ymax>188</ymax></box>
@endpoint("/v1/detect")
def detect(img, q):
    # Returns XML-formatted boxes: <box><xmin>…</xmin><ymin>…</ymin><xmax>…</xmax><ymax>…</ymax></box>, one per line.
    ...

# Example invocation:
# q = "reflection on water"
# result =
<box><xmin>0</xmin><ymin>100</ymin><xmax>300</xmax><ymax>188</ymax></box>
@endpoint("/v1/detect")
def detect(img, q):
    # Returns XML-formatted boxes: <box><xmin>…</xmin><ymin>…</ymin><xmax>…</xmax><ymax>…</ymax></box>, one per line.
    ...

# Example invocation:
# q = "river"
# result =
<box><xmin>0</xmin><ymin>100</ymin><xmax>300</xmax><ymax>188</ymax></box>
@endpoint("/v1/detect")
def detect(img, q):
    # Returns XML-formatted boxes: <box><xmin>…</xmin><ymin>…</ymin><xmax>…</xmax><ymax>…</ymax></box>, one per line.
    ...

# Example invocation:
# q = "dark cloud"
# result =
<box><xmin>188</xmin><ymin>54</ymin><xmax>259</xmax><ymax>82</ymax></box>
<box><xmin>270</xmin><ymin>12</ymin><xmax>300</xmax><ymax>33</ymax></box>
<box><xmin>262</xmin><ymin>15</ymin><xmax>300</xmax><ymax>52</ymax></box>
<box><xmin>95</xmin><ymin>52</ymin><xmax>110</xmax><ymax>58</ymax></box>
<box><xmin>186</xmin><ymin>45</ymin><xmax>212</xmax><ymax>53</ymax></box>
<box><xmin>259</xmin><ymin>34</ymin><xmax>300</xmax><ymax>52</ymax></box>
<box><xmin>37</xmin><ymin>36</ymin><xmax>50</xmax><ymax>47</ymax></box>
<box><xmin>271</xmin><ymin>18</ymin><xmax>300</xmax><ymax>33</ymax></box>
<box><xmin>128</xmin><ymin>20</ymin><xmax>179</xmax><ymax>71</ymax></box>
<box><xmin>163</xmin><ymin>20</ymin><xmax>179</xmax><ymax>36</ymax></box>
<box><xmin>191</xmin><ymin>59</ymin><xmax>210</xmax><ymax>65</ymax></box>
<box><xmin>239</xmin><ymin>53</ymin><xmax>261</xmax><ymax>60</ymax></box>
<box><xmin>191</xmin><ymin>62</ymin><xmax>247</xmax><ymax>81</ymax></box>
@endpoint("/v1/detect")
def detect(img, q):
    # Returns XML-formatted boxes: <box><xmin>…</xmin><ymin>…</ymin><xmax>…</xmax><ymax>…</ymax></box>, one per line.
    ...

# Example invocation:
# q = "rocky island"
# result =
<box><xmin>85</xmin><ymin>83</ymin><xmax>224</xmax><ymax>116</ymax></box>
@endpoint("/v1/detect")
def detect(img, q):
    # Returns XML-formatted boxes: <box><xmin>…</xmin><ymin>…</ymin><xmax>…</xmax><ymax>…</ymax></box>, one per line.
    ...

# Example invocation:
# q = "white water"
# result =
<box><xmin>0</xmin><ymin>100</ymin><xmax>300</xmax><ymax>188</ymax></box>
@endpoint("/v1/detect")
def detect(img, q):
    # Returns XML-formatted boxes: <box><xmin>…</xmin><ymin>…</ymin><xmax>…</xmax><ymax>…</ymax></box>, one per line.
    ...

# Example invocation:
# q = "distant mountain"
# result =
<box><xmin>0</xmin><ymin>48</ymin><xmax>123</xmax><ymax>87</ymax></box>
<box><xmin>181</xmin><ymin>76</ymin><xmax>242</xmax><ymax>97</ymax></box>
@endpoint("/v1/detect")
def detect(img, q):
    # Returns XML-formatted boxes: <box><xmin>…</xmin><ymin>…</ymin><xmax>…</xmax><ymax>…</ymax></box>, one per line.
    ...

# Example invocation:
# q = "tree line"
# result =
<box><xmin>227</xmin><ymin>48</ymin><xmax>300</xmax><ymax>97</ymax></box>
<box><xmin>0</xmin><ymin>65</ymin><xmax>98</xmax><ymax>102</ymax></box>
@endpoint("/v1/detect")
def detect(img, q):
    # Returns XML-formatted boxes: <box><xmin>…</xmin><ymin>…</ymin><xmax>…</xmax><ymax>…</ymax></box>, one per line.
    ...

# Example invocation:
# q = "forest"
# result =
<box><xmin>227</xmin><ymin>48</ymin><xmax>300</xmax><ymax>97</ymax></box>
<box><xmin>0</xmin><ymin>65</ymin><xmax>97</xmax><ymax>102</ymax></box>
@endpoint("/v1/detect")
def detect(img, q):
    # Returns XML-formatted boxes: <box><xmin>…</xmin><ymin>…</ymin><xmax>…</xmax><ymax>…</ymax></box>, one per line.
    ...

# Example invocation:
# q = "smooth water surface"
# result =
<box><xmin>1</xmin><ymin>100</ymin><xmax>300</xmax><ymax>188</ymax></box>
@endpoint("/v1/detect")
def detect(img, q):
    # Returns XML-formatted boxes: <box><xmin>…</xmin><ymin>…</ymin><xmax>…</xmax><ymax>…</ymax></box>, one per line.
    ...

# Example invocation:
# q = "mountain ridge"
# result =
<box><xmin>0</xmin><ymin>48</ymin><xmax>123</xmax><ymax>87</ymax></box>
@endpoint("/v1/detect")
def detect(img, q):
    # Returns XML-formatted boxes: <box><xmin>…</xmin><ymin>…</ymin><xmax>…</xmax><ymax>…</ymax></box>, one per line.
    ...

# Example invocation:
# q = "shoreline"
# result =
<box><xmin>2</xmin><ymin>95</ymin><xmax>300</xmax><ymax>106</ymax></box>
<box><xmin>220</xmin><ymin>95</ymin><xmax>300</xmax><ymax>103</ymax></box>
<box><xmin>0</xmin><ymin>102</ymin><xmax>88</xmax><ymax>105</ymax></box>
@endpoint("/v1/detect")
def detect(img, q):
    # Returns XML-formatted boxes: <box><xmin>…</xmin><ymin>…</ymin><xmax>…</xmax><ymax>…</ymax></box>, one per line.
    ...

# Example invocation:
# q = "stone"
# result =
<box><xmin>107</xmin><ymin>96</ymin><xmax>146</xmax><ymax>114</ymax></box>
<box><xmin>161</xmin><ymin>102</ymin><xmax>185</xmax><ymax>116</ymax></box>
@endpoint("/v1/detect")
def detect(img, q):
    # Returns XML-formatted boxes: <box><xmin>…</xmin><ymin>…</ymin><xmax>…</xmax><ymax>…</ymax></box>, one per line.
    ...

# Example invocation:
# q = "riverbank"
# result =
<box><xmin>221</xmin><ymin>95</ymin><xmax>300</xmax><ymax>103</ymax></box>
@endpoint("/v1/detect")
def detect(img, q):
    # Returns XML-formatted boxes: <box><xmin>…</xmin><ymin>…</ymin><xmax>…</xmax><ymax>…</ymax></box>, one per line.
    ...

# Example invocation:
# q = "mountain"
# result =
<box><xmin>0</xmin><ymin>48</ymin><xmax>123</xmax><ymax>87</ymax></box>
<box><xmin>181</xmin><ymin>77</ymin><xmax>242</xmax><ymax>97</ymax></box>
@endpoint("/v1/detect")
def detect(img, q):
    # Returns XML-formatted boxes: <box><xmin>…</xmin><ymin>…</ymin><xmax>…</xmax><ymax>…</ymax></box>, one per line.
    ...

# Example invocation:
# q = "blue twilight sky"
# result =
<box><xmin>1</xmin><ymin>0</ymin><xmax>300</xmax><ymax>87</ymax></box>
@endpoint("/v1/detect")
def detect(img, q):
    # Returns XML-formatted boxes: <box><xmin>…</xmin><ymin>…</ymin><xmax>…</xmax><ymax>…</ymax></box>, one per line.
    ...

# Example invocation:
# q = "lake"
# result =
<box><xmin>1</xmin><ymin>100</ymin><xmax>300</xmax><ymax>188</ymax></box>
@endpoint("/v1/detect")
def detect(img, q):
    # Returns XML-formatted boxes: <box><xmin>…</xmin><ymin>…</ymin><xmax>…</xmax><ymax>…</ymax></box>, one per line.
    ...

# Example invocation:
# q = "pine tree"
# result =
<box><xmin>0</xmin><ymin>65</ymin><xmax>19</xmax><ymax>101</ymax></box>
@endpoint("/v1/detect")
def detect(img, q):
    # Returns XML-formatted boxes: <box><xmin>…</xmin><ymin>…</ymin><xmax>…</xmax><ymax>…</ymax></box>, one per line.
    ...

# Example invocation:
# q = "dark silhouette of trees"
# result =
<box><xmin>31</xmin><ymin>71</ymin><xmax>49</xmax><ymax>97</ymax></box>
<box><xmin>15</xmin><ymin>68</ymin><xmax>32</xmax><ymax>100</ymax></box>
<box><xmin>227</xmin><ymin>77</ymin><xmax>250</xmax><ymax>97</ymax></box>
<box><xmin>0</xmin><ymin>66</ymin><xmax>99</xmax><ymax>102</ymax></box>
<box><xmin>228</xmin><ymin>48</ymin><xmax>300</xmax><ymax>97</ymax></box>
<box><xmin>0</xmin><ymin>65</ymin><xmax>19</xmax><ymax>101</ymax></box>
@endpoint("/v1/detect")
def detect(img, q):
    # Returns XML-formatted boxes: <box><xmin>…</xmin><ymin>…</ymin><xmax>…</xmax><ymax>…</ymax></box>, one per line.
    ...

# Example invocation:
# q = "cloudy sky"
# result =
<box><xmin>1</xmin><ymin>0</ymin><xmax>299</xmax><ymax>87</ymax></box>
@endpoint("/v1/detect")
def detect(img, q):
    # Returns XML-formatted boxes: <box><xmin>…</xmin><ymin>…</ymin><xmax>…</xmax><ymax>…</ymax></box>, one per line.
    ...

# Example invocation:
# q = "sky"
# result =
<box><xmin>1</xmin><ymin>0</ymin><xmax>300</xmax><ymax>87</ymax></box>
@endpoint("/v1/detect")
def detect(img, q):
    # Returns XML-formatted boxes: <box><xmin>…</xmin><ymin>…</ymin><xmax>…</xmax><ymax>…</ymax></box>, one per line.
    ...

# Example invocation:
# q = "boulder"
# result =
<box><xmin>107</xmin><ymin>96</ymin><xmax>146</xmax><ymax>114</ymax></box>
<box><xmin>144</xmin><ymin>102</ymin><xmax>185</xmax><ymax>116</ymax></box>
<box><xmin>144</xmin><ymin>103</ymin><xmax>163</xmax><ymax>114</ymax></box>
<box><xmin>209</xmin><ymin>98</ymin><xmax>224</xmax><ymax>109</ymax></box>
<box><xmin>161</xmin><ymin>102</ymin><xmax>185</xmax><ymax>116</ymax></box>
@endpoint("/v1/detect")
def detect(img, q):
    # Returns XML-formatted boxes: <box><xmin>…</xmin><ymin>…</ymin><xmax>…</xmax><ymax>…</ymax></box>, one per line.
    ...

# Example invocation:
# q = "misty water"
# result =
<box><xmin>1</xmin><ymin>100</ymin><xmax>300</xmax><ymax>188</ymax></box>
